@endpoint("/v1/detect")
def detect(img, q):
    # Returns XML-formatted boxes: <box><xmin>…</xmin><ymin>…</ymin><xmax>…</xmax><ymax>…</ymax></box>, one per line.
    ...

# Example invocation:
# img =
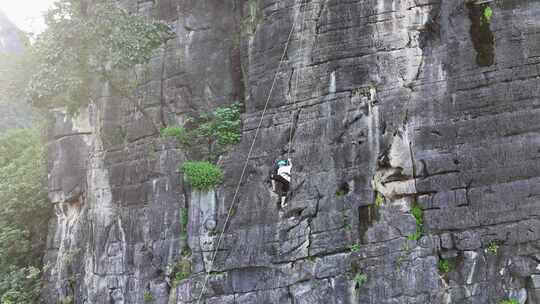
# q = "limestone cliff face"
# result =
<box><xmin>43</xmin><ymin>0</ymin><xmax>540</xmax><ymax>303</ymax></box>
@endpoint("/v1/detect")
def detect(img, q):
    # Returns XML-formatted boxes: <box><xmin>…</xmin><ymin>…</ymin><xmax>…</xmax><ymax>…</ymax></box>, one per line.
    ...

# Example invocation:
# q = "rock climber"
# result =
<box><xmin>271</xmin><ymin>158</ymin><xmax>292</xmax><ymax>207</ymax></box>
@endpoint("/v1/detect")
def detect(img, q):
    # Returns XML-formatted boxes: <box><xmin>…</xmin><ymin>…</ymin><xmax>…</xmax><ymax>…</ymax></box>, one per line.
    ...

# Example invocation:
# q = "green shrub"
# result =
<box><xmin>165</xmin><ymin>103</ymin><xmax>242</xmax><ymax>160</ymax></box>
<box><xmin>212</xmin><ymin>102</ymin><xmax>242</xmax><ymax>146</ymax></box>
<box><xmin>181</xmin><ymin>161</ymin><xmax>223</xmax><ymax>191</ymax></box>
<box><xmin>349</xmin><ymin>244</ymin><xmax>361</xmax><ymax>253</ymax></box>
<box><xmin>0</xmin><ymin>266</ymin><xmax>42</xmax><ymax>304</ymax></box>
<box><xmin>407</xmin><ymin>229</ymin><xmax>422</xmax><ymax>241</ymax></box>
<box><xmin>374</xmin><ymin>192</ymin><xmax>385</xmax><ymax>207</ymax></box>
<box><xmin>143</xmin><ymin>291</ymin><xmax>153</xmax><ymax>302</ymax></box>
<box><xmin>408</xmin><ymin>203</ymin><xmax>424</xmax><ymax>241</ymax></box>
<box><xmin>411</xmin><ymin>205</ymin><xmax>424</xmax><ymax>226</ymax></box>
<box><xmin>499</xmin><ymin>299</ymin><xmax>518</xmax><ymax>304</ymax></box>
<box><xmin>190</xmin><ymin>103</ymin><xmax>242</xmax><ymax>159</ymax></box>
<box><xmin>353</xmin><ymin>273</ymin><xmax>368</xmax><ymax>288</ymax></box>
<box><xmin>438</xmin><ymin>259</ymin><xmax>451</xmax><ymax>274</ymax></box>
<box><xmin>171</xmin><ymin>259</ymin><xmax>191</xmax><ymax>287</ymax></box>
<box><xmin>487</xmin><ymin>242</ymin><xmax>499</xmax><ymax>254</ymax></box>
<box><xmin>181</xmin><ymin>247</ymin><xmax>192</xmax><ymax>258</ymax></box>
<box><xmin>483</xmin><ymin>6</ymin><xmax>493</xmax><ymax>23</ymax></box>
<box><xmin>160</xmin><ymin>126</ymin><xmax>189</xmax><ymax>145</ymax></box>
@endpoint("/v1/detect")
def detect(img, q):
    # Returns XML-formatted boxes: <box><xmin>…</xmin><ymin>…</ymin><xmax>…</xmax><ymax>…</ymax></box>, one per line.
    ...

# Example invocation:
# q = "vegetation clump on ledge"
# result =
<box><xmin>162</xmin><ymin>102</ymin><xmax>242</xmax><ymax>159</ymax></box>
<box><xmin>165</xmin><ymin>102</ymin><xmax>242</xmax><ymax>190</ymax></box>
<box><xmin>180</xmin><ymin>161</ymin><xmax>223</xmax><ymax>191</ymax></box>
<box><xmin>170</xmin><ymin>258</ymin><xmax>191</xmax><ymax>287</ymax></box>
<box><xmin>160</xmin><ymin>126</ymin><xmax>189</xmax><ymax>145</ymax></box>
<box><xmin>437</xmin><ymin>258</ymin><xmax>451</xmax><ymax>274</ymax></box>
<box><xmin>407</xmin><ymin>203</ymin><xmax>424</xmax><ymax>241</ymax></box>
<box><xmin>353</xmin><ymin>272</ymin><xmax>368</xmax><ymax>288</ymax></box>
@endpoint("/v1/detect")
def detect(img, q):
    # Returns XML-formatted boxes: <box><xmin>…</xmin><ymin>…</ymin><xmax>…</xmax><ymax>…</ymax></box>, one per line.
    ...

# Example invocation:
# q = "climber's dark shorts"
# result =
<box><xmin>272</xmin><ymin>174</ymin><xmax>290</xmax><ymax>195</ymax></box>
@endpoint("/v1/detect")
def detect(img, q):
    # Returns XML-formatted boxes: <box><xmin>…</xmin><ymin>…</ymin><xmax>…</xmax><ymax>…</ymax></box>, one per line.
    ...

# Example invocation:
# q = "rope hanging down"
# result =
<box><xmin>287</xmin><ymin>1</ymin><xmax>308</xmax><ymax>160</ymax></box>
<box><xmin>277</xmin><ymin>1</ymin><xmax>308</xmax><ymax>291</ymax></box>
<box><xmin>195</xmin><ymin>6</ymin><xmax>303</xmax><ymax>304</ymax></box>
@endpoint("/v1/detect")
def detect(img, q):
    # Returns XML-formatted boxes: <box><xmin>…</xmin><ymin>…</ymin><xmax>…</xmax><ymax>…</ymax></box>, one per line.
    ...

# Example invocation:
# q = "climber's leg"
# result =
<box><xmin>282</xmin><ymin>182</ymin><xmax>290</xmax><ymax>207</ymax></box>
<box><xmin>273</xmin><ymin>175</ymin><xmax>290</xmax><ymax>208</ymax></box>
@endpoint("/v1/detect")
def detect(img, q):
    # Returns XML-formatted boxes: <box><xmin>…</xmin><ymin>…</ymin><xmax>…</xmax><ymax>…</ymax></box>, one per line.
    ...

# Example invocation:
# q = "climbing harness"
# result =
<box><xmin>194</xmin><ymin>2</ymin><xmax>308</xmax><ymax>303</ymax></box>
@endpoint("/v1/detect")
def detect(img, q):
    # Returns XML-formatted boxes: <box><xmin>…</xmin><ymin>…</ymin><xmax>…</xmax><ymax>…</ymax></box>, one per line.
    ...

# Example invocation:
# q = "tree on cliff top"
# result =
<box><xmin>0</xmin><ymin>0</ymin><xmax>174</xmax><ymax>115</ymax></box>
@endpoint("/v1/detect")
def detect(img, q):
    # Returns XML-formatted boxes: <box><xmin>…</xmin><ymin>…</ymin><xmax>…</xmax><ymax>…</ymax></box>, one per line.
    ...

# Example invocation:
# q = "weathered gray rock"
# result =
<box><xmin>42</xmin><ymin>0</ymin><xmax>540</xmax><ymax>303</ymax></box>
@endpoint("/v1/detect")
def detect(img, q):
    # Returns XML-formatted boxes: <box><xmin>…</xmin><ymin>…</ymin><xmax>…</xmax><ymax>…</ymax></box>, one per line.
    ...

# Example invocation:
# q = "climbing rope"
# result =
<box><xmin>276</xmin><ymin>0</ymin><xmax>308</xmax><ymax>291</ymax></box>
<box><xmin>287</xmin><ymin>0</ymin><xmax>308</xmax><ymax>161</ymax></box>
<box><xmin>194</xmin><ymin>5</ymin><xmax>303</xmax><ymax>304</ymax></box>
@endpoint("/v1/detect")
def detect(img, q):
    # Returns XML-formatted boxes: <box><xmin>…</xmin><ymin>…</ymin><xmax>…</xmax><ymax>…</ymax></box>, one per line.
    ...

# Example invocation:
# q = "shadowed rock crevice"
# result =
<box><xmin>467</xmin><ymin>1</ymin><xmax>495</xmax><ymax>67</ymax></box>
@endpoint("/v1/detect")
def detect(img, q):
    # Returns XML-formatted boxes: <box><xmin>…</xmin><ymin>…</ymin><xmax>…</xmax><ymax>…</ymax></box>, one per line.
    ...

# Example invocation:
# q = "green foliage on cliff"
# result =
<box><xmin>411</xmin><ymin>205</ymin><xmax>423</xmax><ymax>226</ymax></box>
<box><xmin>487</xmin><ymin>242</ymin><xmax>499</xmax><ymax>254</ymax></box>
<box><xmin>143</xmin><ymin>291</ymin><xmax>153</xmax><ymax>303</ymax></box>
<box><xmin>0</xmin><ymin>128</ymin><xmax>51</xmax><ymax>303</ymax></box>
<box><xmin>181</xmin><ymin>161</ymin><xmax>223</xmax><ymax>191</ymax></box>
<box><xmin>374</xmin><ymin>192</ymin><xmax>385</xmax><ymax>207</ymax></box>
<box><xmin>499</xmin><ymin>300</ymin><xmax>518</xmax><ymax>304</ymax></box>
<box><xmin>1</xmin><ymin>0</ymin><xmax>173</xmax><ymax>115</ymax></box>
<box><xmin>407</xmin><ymin>204</ymin><xmax>424</xmax><ymax>241</ymax></box>
<box><xmin>483</xmin><ymin>6</ymin><xmax>493</xmax><ymax>23</ymax></box>
<box><xmin>0</xmin><ymin>53</ymin><xmax>33</xmax><ymax>104</ymax></box>
<box><xmin>160</xmin><ymin>126</ymin><xmax>189</xmax><ymax>144</ymax></box>
<box><xmin>437</xmin><ymin>259</ymin><xmax>451</xmax><ymax>274</ymax></box>
<box><xmin>171</xmin><ymin>258</ymin><xmax>191</xmax><ymax>287</ymax></box>
<box><xmin>164</xmin><ymin>102</ymin><xmax>242</xmax><ymax>160</ymax></box>
<box><xmin>353</xmin><ymin>273</ymin><xmax>367</xmax><ymax>288</ymax></box>
<box><xmin>188</xmin><ymin>102</ymin><xmax>242</xmax><ymax>160</ymax></box>
<box><xmin>196</xmin><ymin>102</ymin><xmax>242</xmax><ymax>147</ymax></box>
<box><xmin>349</xmin><ymin>243</ymin><xmax>361</xmax><ymax>253</ymax></box>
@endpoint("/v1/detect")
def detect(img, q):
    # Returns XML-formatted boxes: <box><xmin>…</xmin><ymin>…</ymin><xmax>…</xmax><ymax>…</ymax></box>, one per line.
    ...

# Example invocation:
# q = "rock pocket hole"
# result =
<box><xmin>467</xmin><ymin>2</ymin><xmax>495</xmax><ymax>67</ymax></box>
<box><xmin>335</xmin><ymin>182</ymin><xmax>351</xmax><ymax>197</ymax></box>
<box><xmin>358</xmin><ymin>205</ymin><xmax>376</xmax><ymax>243</ymax></box>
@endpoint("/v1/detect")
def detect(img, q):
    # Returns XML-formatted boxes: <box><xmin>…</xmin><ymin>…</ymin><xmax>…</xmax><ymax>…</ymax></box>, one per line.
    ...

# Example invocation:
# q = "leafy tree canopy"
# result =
<box><xmin>161</xmin><ymin>102</ymin><xmax>242</xmax><ymax>161</ymax></box>
<box><xmin>1</xmin><ymin>0</ymin><xmax>174</xmax><ymax>115</ymax></box>
<box><xmin>0</xmin><ymin>128</ymin><xmax>50</xmax><ymax>303</ymax></box>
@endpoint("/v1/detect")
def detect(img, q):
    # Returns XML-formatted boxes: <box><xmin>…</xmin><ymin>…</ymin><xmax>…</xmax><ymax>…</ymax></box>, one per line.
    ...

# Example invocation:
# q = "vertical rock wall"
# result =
<box><xmin>42</xmin><ymin>1</ymin><xmax>240</xmax><ymax>303</ymax></box>
<box><xmin>43</xmin><ymin>0</ymin><xmax>540</xmax><ymax>303</ymax></box>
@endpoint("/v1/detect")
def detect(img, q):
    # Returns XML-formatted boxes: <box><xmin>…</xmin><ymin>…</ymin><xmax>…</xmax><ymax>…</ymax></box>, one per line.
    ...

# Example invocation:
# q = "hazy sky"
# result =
<box><xmin>0</xmin><ymin>0</ymin><xmax>56</xmax><ymax>34</ymax></box>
